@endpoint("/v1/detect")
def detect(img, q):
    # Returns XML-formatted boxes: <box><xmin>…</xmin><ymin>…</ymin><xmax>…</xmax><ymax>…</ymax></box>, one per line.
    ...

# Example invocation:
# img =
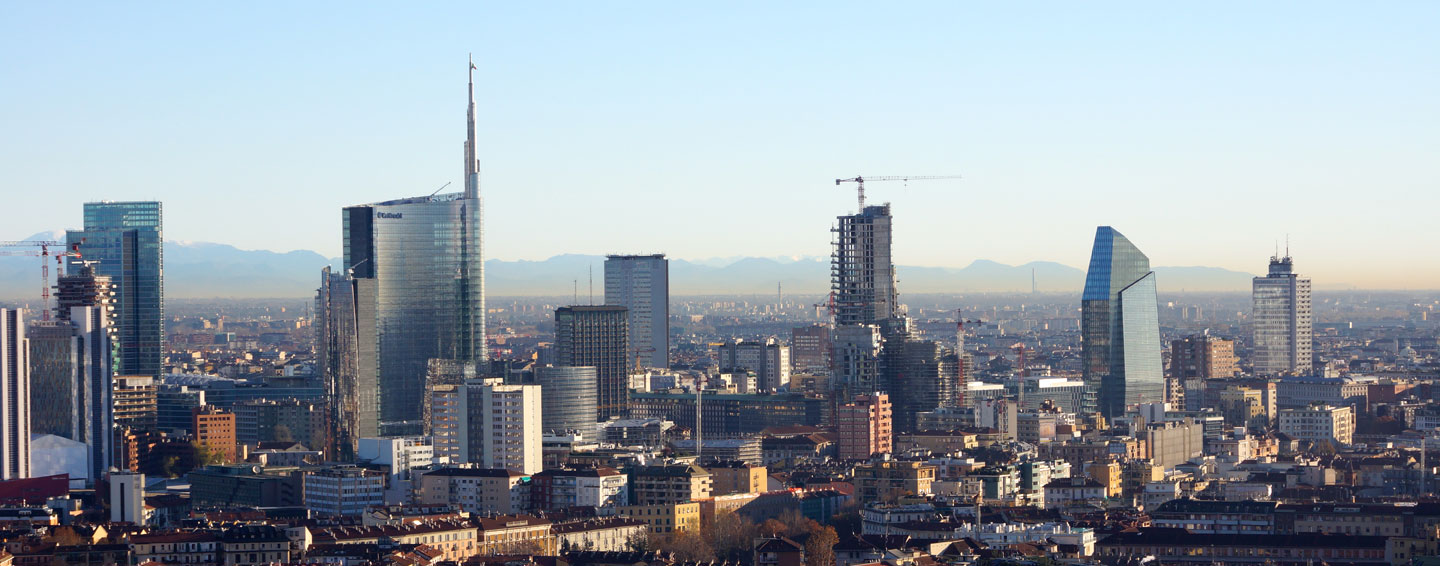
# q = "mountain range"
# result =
<box><xmin>0</xmin><ymin>234</ymin><xmax>1258</xmax><ymax>299</ymax></box>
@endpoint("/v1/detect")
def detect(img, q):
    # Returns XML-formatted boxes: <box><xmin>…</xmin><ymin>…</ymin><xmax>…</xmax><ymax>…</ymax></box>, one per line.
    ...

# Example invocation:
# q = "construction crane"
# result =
<box><xmin>0</xmin><ymin>240</ymin><xmax>83</xmax><ymax>321</ymax></box>
<box><xmin>835</xmin><ymin>175</ymin><xmax>962</xmax><ymax>212</ymax></box>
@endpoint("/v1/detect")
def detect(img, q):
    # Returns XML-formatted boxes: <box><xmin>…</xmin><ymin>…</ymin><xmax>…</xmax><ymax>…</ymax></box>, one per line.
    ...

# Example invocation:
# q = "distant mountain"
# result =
<box><xmin>0</xmin><ymin>237</ymin><xmax>1259</xmax><ymax>300</ymax></box>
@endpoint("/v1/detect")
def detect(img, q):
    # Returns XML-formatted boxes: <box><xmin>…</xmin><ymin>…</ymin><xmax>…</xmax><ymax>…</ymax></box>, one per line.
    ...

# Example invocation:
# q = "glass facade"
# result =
<box><xmin>1251</xmin><ymin>256</ymin><xmax>1313</xmax><ymax>376</ymax></box>
<box><xmin>604</xmin><ymin>255</ymin><xmax>669</xmax><ymax>369</ymax></box>
<box><xmin>832</xmin><ymin>205</ymin><xmax>897</xmax><ymax>326</ymax></box>
<box><xmin>536</xmin><ymin>366</ymin><xmax>598</xmax><ymax>437</ymax></box>
<box><xmin>1081</xmin><ymin>227</ymin><xmax>1164</xmax><ymax>418</ymax></box>
<box><xmin>342</xmin><ymin>194</ymin><xmax>485</xmax><ymax>435</ymax></box>
<box><xmin>66</xmin><ymin>201</ymin><xmax>164</xmax><ymax>378</ymax></box>
<box><xmin>555</xmin><ymin>306</ymin><xmax>628</xmax><ymax>420</ymax></box>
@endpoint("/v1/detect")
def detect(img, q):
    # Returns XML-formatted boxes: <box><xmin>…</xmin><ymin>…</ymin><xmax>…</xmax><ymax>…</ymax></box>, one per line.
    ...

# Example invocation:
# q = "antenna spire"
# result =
<box><xmin>464</xmin><ymin>54</ymin><xmax>480</xmax><ymax>199</ymax></box>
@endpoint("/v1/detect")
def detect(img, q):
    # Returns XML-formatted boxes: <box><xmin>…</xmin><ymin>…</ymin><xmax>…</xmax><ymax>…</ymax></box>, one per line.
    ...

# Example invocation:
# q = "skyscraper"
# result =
<box><xmin>535</xmin><ymin>366</ymin><xmax>598</xmax><ymax>436</ymax></box>
<box><xmin>1081</xmin><ymin>227</ymin><xmax>1163</xmax><ymax>418</ymax></box>
<box><xmin>427</xmin><ymin>378</ymin><xmax>541</xmax><ymax>474</ymax></box>
<box><xmin>1252</xmin><ymin>254</ymin><xmax>1313</xmax><ymax>376</ymax></box>
<box><xmin>832</xmin><ymin>205</ymin><xmax>898</xmax><ymax>326</ymax></box>
<box><xmin>554</xmin><ymin>306</ymin><xmax>629</xmax><ymax>420</ymax></box>
<box><xmin>335</xmin><ymin>59</ymin><xmax>487</xmax><ymax>436</ymax></box>
<box><xmin>604</xmin><ymin>254</ymin><xmax>669</xmax><ymax>369</ymax></box>
<box><xmin>882</xmin><ymin>338</ymin><xmax>961</xmax><ymax>433</ymax></box>
<box><xmin>28</xmin><ymin>303</ymin><xmax>112</xmax><ymax>484</ymax></box>
<box><xmin>0</xmin><ymin>309</ymin><xmax>30</xmax><ymax>480</ymax></box>
<box><xmin>315</xmin><ymin>266</ymin><xmax>377</xmax><ymax>459</ymax></box>
<box><xmin>65</xmin><ymin>201</ymin><xmax>163</xmax><ymax>378</ymax></box>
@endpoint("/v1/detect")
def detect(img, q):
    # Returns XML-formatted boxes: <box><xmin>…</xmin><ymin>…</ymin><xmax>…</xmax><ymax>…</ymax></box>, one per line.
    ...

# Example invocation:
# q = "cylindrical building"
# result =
<box><xmin>536</xmin><ymin>366</ymin><xmax>598</xmax><ymax>437</ymax></box>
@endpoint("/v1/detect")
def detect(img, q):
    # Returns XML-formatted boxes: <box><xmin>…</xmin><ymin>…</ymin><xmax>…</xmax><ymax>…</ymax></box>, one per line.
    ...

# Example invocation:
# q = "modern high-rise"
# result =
<box><xmin>65</xmin><ymin>201</ymin><xmax>164</xmax><ymax>378</ymax></box>
<box><xmin>882</xmin><ymin>338</ymin><xmax>960</xmax><ymax>433</ymax></box>
<box><xmin>790</xmin><ymin>324</ymin><xmax>831</xmax><ymax>373</ymax></box>
<box><xmin>335</xmin><ymin>59</ymin><xmax>487</xmax><ymax>436</ymax></box>
<box><xmin>1081</xmin><ymin>227</ymin><xmax>1164</xmax><ymax>418</ymax></box>
<box><xmin>0</xmin><ymin>309</ymin><xmax>30</xmax><ymax>479</ymax></box>
<box><xmin>1251</xmin><ymin>254</ymin><xmax>1313</xmax><ymax>376</ymax></box>
<box><xmin>716</xmin><ymin>338</ymin><xmax>791</xmax><ymax>391</ymax></box>
<box><xmin>27</xmin><ymin>303</ymin><xmax>112</xmax><ymax>484</ymax></box>
<box><xmin>1170</xmin><ymin>334</ymin><xmax>1238</xmax><ymax>379</ymax></box>
<box><xmin>427</xmin><ymin>378</ymin><xmax>541</xmax><ymax>474</ymax></box>
<box><xmin>315</xmin><ymin>266</ymin><xmax>377</xmax><ymax>459</ymax></box>
<box><xmin>604</xmin><ymin>254</ymin><xmax>669</xmax><ymax>369</ymax></box>
<box><xmin>832</xmin><ymin>205</ymin><xmax>898</xmax><ymax>326</ymax></box>
<box><xmin>554</xmin><ymin>306</ymin><xmax>628</xmax><ymax>420</ymax></box>
<box><xmin>535</xmin><ymin>366</ymin><xmax>598</xmax><ymax>436</ymax></box>
<box><xmin>830</xmin><ymin>324</ymin><xmax>882</xmax><ymax>396</ymax></box>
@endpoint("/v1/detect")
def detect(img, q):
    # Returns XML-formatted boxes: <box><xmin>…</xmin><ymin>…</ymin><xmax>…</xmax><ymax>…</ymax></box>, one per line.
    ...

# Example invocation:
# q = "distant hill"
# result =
<box><xmin>0</xmin><ymin>236</ymin><xmax>1258</xmax><ymax>300</ymax></box>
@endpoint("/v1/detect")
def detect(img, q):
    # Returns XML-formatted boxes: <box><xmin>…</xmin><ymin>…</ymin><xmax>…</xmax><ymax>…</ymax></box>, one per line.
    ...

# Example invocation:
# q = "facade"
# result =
<box><xmin>618</xmin><ymin>502</ymin><xmax>701</xmax><ymax>537</ymax></box>
<box><xmin>155</xmin><ymin>385</ymin><xmax>204</xmax><ymax>436</ymax></box>
<box><xmin>1252</xmin><ymin>254</ymin><xmax>1313</xmax><ymax>376</ymax></box>
<box><xmin>530</xmin><ymin>467</ymin><xmax>629</xmax><ymax>511</ymax></box>
<box><xmin>836</xmin><ymin>393</ymin><xmax>893</xmax><ymax>460</ymax></box>
<box><xmin>0</xmin><ymin>309</ymin><xmax>28</xmax><ymax>480</ymax></box>
<box><xmin>233</xmin><ymin>398</ymin><xmax>327</xmax><ymax>454</ymax></box>
<box><xmin>555</xmin><ymin>305</ymin><xmax>628</xmax><ymax>420</ymax></box>
<box><xmin>1278</xmin><ymin>405</ymin><xmax>1354</xmax><ymax>445</ymax></box>
<box><xmin>314</xmin><ymin>266</ymin><xmax>376</xmax><ymax>459</ymax></box>
<box><xmin>110</xmin><ymin>471</ymin><xmax>145</xmax><ymax>524</ymax></box>
<box><xmin>628</xmin><ymin>392</ymin><xmax>828</xmax><ymax>436</ymax></box>
<box><xmin>113</xmin><ymin>375</ymin><xmax>158</xmax><ymax>432</ymax></box>
<box><xmin>428</xmin><ymin>379</ymin><xmax>541</xmax><ymax>473</ymax></box>
<box><xmin>535</xmin><ymin>366</ymin><xmax>598</xmax><ymax>436</ymax></box>
<box><xmin>629</xmin><ymin>464</ymin><xmax>712</xmax><ymax>505</ymax></box>
<box><xmin>790</xmin><ymin>324</ymin><xmax>831</xmax><ymax>373</ymax></box>
<box><xmin>194</xmin><ymin>406</ymin><xmax>237</xmax><ymax>464</ymax></box>
<box><xmin>303</xmin><ymin>465</ymin><xmax>385</xmax><ymax>516</ymax></box>
<box><xmin>717</xmin><ymin>338</ymin><xmax>791</xmax><ymax>392</ymax></box>
<box><xmin>604</xmin><ymin>254</ymin><xmax>668</xmax><ymax>369</ymax></box>
<box><xmin>830</xmin><ymin>324</ymin><xmax>882</xmax><ymax>395</ymax></box>
<box><xmin>883</xmin><ymin>338</ymin><xmax>960</xmax><ymax>433</ymax></box>
<box><xmin>853</xmin><ymin>461</ymin><xmax>935</xmax><ymax>502</ymax></box>
<box><xmin>65</xmin><ymin>201</ymin><xmax>164</xmax><ymax>379</ymax></box>
<box><xmin>416</xmin><ymin>467</ymin><xmax>527</xmax><ymax>514</ymax></box>
<box><xmin>356</xmin><ymin>436</ymin><xmax>433</xmax><ymax>482</ymax></box>
<box><xmin>27</xmin><ymin>304</ymin><xmax>111</xmax><ymax>484</ymax></box>
<box><xmin>707</xmin><ymin>461</ymin><xmax>768</xmax><ymax>496</ymax></box>
<box><xmin>1081</xmin><ymin>226</ymin><xmax>1164</xmax><ymax>417</ymax></box>
<box><xmin>1170</xmin><ymin>334</ymin><xmax>1238</xmax><ymax>379</ymax></box>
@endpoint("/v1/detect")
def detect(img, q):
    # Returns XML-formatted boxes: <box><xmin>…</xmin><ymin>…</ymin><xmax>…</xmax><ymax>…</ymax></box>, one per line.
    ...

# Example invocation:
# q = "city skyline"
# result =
<box><xmin>3</xmin><ymin>3</ymin><xmax>1437</xmax><ymax>290</ymax></box>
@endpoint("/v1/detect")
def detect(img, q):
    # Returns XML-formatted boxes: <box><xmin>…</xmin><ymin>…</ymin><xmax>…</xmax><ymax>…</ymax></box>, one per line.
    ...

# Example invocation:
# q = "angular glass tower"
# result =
<box><xmin>1081</xmin><ymin>227</ymin><xmax>1163</xmax><ymax>418</ymax></box>
<box><xmin>66</xmin><ymin>201</ymin><xmax>164</xmax><ymax>378</ymax></box>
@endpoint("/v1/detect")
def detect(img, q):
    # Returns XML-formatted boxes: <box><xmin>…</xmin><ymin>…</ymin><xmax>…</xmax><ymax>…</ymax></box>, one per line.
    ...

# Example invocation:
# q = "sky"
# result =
<box><xmin>3</xmin><ymin>2</ymin><xmax>1437</xmax><ymax>289</ymax></box>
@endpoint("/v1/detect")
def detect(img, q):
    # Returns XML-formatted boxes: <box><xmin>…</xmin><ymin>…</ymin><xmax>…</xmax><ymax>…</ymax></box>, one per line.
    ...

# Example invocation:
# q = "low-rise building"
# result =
<box><xmin>852</xmin><ymin>460</ymin><xmax>935</xmax><ymax>502</ymax></box>
<box><xmin>530</xmin><ymin>467</ymin><xmax>628</xmax><ymax>511</ymax></box>
<box><xmin>707</xmin><ymin>461</ymin><xmax>767</xmax><ymax>496</ymax></box>
<box><xmin>303</xmin><ymin>465</ymin><xmax>385</xmax><ymax>517</ymax></box>
<box><xmin>617</xmin><ymin>502</ymin><xmax>701</xmax><ymax>538</ymax></box>
<box><xmin>628</xmin><ymin>464</ymin><xmax>711</xmax><ymax>505</ymax></box>
<box><xmin>1278</xmin><ymin>405</ymin><xmax>1355</xmax><ymax>445</ymax></box>
<box><xmin>416</xmin><ymin>467</ymin><xmax>528</xmax><ymax>515</ymax></box>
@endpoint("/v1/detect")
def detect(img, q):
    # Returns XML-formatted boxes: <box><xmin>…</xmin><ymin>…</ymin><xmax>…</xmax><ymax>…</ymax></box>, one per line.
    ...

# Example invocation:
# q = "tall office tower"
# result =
<box><xmin>0</xmin><ymin>310</ymin><xmax>30</xmax><ymax>479</ymax></box>
<box><xmin>27</xmin><ymin>304</ymin><xmax>112</xmax><ymax>484</ymax></box>
<box><xmin>427</xmin><ymin>379</ymin><xmax>541</xmax><ymax>473</ymax></box>
<box><xmin>790</xmin><ymin>324</ymin><xmax>831</xmax><ymax>373</ymax></box>
<box><xmin>65</xmin><ymin>201</ymin><xmax>163</xmax><ymax>378</ymax></box>
<box><xmin>832</xmin><ymin>205</ymin><xmax>898</xmax><ymax>326</ymax></box>
<box><xmin>835</xmin><ymin>392</ymin><xmax>892</xmax><ymax>460</ymax></box>
<box><xmin>315</xmin><ymin>266</ymin><xmax>378</xmax><ymax>460</ymax></box>
<box><xmin>54</xmin><ymin>263</ymin><xmax>114</xmax><ymax>323</ymax></box>
<box><xmin>604</xmin><ymin>254</ymin><xmax>669</xmax><ymax>369</ymax></box>
<box><xmin>882</xmin><ymin>339</ymin><xmax>961</xmax><ymax>433</ymax></box>
<box><xmin>1081</xmin><ymin>227</ymin><xmax>1164</xmax><ymax>418</ymax></box>
<box><xmin>831</xmin><ymin>325</ymin><xmax>882</xmax><ymax>396</ymax></box>
<box><xmin>554</xmin><ymin>306</ymin><xmax>629</xmax><ymax>420</ymax></box>
<box><xmin>338</xmin><ymin>60</ymin><xmax>487</xmax><ymax>436</ymax></box>
<box><xmin>536</xmin><ymin>366</ymin><xmax>598</xmax><ymax>436</ymax></box>
<box><xmin>1252</xmin><ymin>254</ymin><xmax>1313</xmax><ymax>376</ymax></box>
<box><xmin>717</xmin><ymin>338</ymin><xmax>791</xmax><ymax>391</ymax></box>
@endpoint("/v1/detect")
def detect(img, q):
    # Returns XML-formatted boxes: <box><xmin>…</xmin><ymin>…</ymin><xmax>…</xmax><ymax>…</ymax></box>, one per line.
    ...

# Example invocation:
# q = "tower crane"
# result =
<box><xmin>835</xmin><ymin>175</ymin><xmax>962</xmax><ymax>212</ymax></box>
<box><xmin>0</xmin><ymin>240</ymin><xmax>83</xmax><ymax>321</ymax></box>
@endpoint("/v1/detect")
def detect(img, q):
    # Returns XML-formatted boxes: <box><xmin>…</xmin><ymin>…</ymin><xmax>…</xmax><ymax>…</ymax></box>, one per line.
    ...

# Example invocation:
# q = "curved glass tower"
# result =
<box><xmin>1081</xmin><ymin>227</ymin><xmax>1163</xmax><ymax>418</ymax></box>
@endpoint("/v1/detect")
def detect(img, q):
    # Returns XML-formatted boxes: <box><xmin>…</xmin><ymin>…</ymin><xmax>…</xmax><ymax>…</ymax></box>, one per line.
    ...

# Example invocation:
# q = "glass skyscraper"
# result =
<box><xmin>66</xmin><ymin>201</ymin><xmax>164</xmax><ymax>378</ymax></box>
<box><xmin>1252</xmin><ymin>254</ymin><xmax>1313</xmax><ymax>376</ymax></box>
<box><xmin>1081</xmin><ymin>226</ymin><xmax>1163</xmax><ymax>418</ymax></box>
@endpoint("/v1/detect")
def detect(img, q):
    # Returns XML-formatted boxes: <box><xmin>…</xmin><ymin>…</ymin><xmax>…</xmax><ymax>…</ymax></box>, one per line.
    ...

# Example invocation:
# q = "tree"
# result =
<box><xmin>829</xmin><ymin>509</ymin><xmax>862</xmax><ymax>538</ymax></box>
<box><xmin>706</xmin><ymin>510</ymin><xmax>759</xmax><ymax>562</ymax></box>
<box><xmin>776</xmin><ymin>509</ymin><xmax>821</xmax><ymax>537</ymax></box>
<box><xmin>804</xmin><ymin>526</ymin><xmax>838</xmax><ymax>566</ymax></box>
<box><xmin>658</xmin><ymin>530</ymin><xmax>715</xmax><ymax>563</ymax></box>
<box><xmin>193</xmin><ymin>441</ymin><xmax>227</xmax><ymax>466</ymax></box>
<box><xmin>758</xmin><ymin>519</ymin><xmax>788</xmax><ymax>538</ymax></box>
<box><xmin>272</xmin><ymin>424</ymin><xmax>294</xmax><ymax>443</ymax></box>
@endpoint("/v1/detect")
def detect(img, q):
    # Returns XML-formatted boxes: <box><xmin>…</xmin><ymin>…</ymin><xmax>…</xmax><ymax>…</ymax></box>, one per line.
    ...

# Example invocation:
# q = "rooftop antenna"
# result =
<box><xmin>573</xmin><ymin>279</ymin><xmax>578</xmax><ymax>304</ymax></box>
<box><xmin>588</xmin><ymin>266</ymin><xmax>594</xmax><ymax>304</ymax></box>
<box><xmin>430</xmin><ymin>181</ymin><xmax>451</xmax><ymax>196</ymax></box>
<box><xmin>1285</xmin><ymin>234</ymin><xmax>1290</xmax><ymax>259</ymax></box>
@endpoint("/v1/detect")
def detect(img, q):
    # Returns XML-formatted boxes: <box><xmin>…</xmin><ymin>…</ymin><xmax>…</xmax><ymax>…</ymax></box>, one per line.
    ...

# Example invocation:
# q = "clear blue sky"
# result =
<box><xmin>4</xmin><ymin>2</ymin><xmax>1436</xmax><ymax>288</ymax></box>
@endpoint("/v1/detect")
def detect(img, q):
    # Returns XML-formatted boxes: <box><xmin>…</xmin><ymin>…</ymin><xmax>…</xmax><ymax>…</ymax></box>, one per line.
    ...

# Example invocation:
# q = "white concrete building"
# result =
<box><xmin>429</xmin><ymin>379</ymin><xmax>542</xmax><ymax>474</ymax></box>
<box><xmin>717</xmin><ymin>338</ymin><xmax>791</xmax><ymax>392</ymax></box>
<box><xmin>1278</xmin><ymin>405</ymin><xmax>1354</xmax><ymax>445</ymax></box>
<box><xmin>110</xmin><ymin>471</ymin><xmax>146</xmax><ymax>524</ymax></box>
<box><xmin>303</xmin><ymin>465</ymin><xmax>385</xmax><ymax>517</ymax></box>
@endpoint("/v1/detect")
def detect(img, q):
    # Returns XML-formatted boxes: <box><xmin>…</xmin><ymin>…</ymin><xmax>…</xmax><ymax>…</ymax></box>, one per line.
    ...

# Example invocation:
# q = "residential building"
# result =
<box><xmin>217</xmin><ymin>525</ymin><xmax>297</xmax><ymax>566</ymax></box>
<box><xmin>552</xmin><ymin>517</ymin><xmax>649</xmax><ymax>553</ymax></box>
<box><xmin>717</xmin><ymin>338</ymin><xmax>791</xmax><ymax>392</ymax></box>
<box><xmin>670</xmin><ymin>438</ymin><xmax>763</xmax><ymax>466</ymax></box>
<box><xmin>311</xmin><ymin>519</ymin><xmax>479</xmax><ymax>562</ymax></box>
<box><xmin>830</xmin><ymin>324</ymin><xmax>882</xmax><ymax>395</ymax></box>
<box><xmin>853</xmin><ymin>460</ymin><xmax>935</xmax><ymax>502</ymax></box>
<box><xmin>536</xmin><ymin>366</ymin><xmax>598</xmax><ymax>436</ymax></box>
<box><xmin>1044</xmin><ymin>477</ymin><xmax>1108</xmax><ymax>508</ymax></box>
<box><xmin>65</xmin><ymin>201</ymin><xmax>164</xmax><ymax>378</ymax></box>
<box><xmin>0</xmin><ymin>309</ymin><xmax>28</xmax><ymax>480</ymax></box>
<box><xmin>1095</xmin><ymin>529</ymin><xmax>1385</xmax><ymax>566</ymax></box>
<box><xmin>1252</xmin><ymin>253</ymin><xmax>1313</xmax><ymax>376</ymax></box>
<box><xmin>130</xmin><ymin>532</ymin><xmax>219</xmax><ymax>565</ymax></box>
<box><xmin>1081</xmin><ymin>226</ymin><xmax>1164</xmax><ymax>417</ymax></box>
<box><xmin>428</xmin><ymin>378</ymin><xmax>540</xmax><ymax>473</ymax></box>
<box><xmin>1150</xmin><ymin>499</ymin><xmax>1278</xmax><ymax>534</ymax></box>
<box><xmin>604</xmin><ymin>254</ymin><xmax>669</xmax><ymax>370</ymax></box>
<box><xmin>832</xmin><ymin>204</ymin><xmax>898</xmax><ymax>326</ymax></box>
<box><xmin>706</xmin><ymin>461</ymin><xmax>768</xmax><ymax>496</ymax></box>
<box><xmin>1170</xmin><ymin>334</ymin><xmax>1238</xmax><ymax>379</ymax></box>
<box><xmin>194</xmin><ymin>406</ymin><xmax>237</xmax><ymax>464</ymax></box>
<box><xmin>304</xmin><ymin>465</ymin><xmax>385</xmax><ymax>516</ymax></box>
<box><xmin>110</xmin><ymin>471</ymin><xmax>145</xmax><ymax>523</ymax></box>
<box><xmin>628</xmin><ymin>464</ymin><xmax>712</xmax><ymax>505</ymax></box>
<box><xmin>617</xmin><ymin>502</ymin><xmax>701</xmax><ymax>538</ymax></box>
<box><xmin>113</xmin><ymin>375</ymin><xmax>158</xmax><ymax>433</ymax></box>
<box><xmin>1278</xmin><ymin>405</ymin><xmax>1354</xmax><ymax>445</ymax></box>
<box><xmin>836</xmin><ymin>392</ymin><xmax>892</xmax><ymax>460</ymax></box>
<box><xmin>530</xmin><ymin>467</ymin><xmax>629</xmax><ymax>511</ymax></box>
<box><xmin>1145</xmin><ymin>420</ymin><xmax>1205</xmax><ymax>469</ymax></box>
<box><xmin>555</xmin><ymin>305</ymin><xmax>629</xmax><ymax>420</ymax></box>
<box><xmin>416</xmin><ymin>467</ymin><xmax>527</xmax><ymax>514</ymax></box>
<box><xmin>357</xmin><ymin>436</ymin><xmax>433</xmax><ymax>482</ymax></box>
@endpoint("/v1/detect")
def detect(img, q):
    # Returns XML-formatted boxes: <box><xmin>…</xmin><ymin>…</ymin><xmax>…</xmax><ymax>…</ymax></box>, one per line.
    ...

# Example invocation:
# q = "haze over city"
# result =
<box><xmin>4</xmin><ymin>2</ymin><xmax>1438</xmax><ymax>289</ymax></box>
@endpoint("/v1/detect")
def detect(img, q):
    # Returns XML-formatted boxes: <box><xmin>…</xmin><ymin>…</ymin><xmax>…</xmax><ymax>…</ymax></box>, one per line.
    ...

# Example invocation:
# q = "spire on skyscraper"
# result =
<box><xmin>465</xmin><ymin>54</ymin><xmax>480</xmax><ymax>199</ymax></box>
